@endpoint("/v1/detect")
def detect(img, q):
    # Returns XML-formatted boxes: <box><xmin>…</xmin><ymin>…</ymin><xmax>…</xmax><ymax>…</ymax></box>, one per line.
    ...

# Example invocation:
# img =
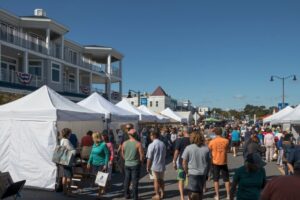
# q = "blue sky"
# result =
<box><xmin>2</xmin><ymin>0</ymin><xmax>300</xmax><ymax>109</ymax></box>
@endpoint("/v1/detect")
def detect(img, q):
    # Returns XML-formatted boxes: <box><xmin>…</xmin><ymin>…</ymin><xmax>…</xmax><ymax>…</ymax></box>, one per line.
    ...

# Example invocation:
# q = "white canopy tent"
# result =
<box><xmin>138</xmin><ymin>105</ymin><xmax>170</xmax><ymax>123</ymax></box>
<box><xmin>0</xmin><ymin>86</ymin><xmax>103</xmax><ymax>190</ymax></box>
<box><xmin>274</xmin><ymin>105</ymin><xmax>300</xmax><ymax>124</ymax></box>
<box><xmin>116</xmin><ymin>99</ymin><xmax>157</xmax><ymax>122</ymax></box>
<box><xmin>78</xmin><ymin>92</ymin><xmax>139</xmax><ymax>121</ymax></box>
<box><xmin>263</xmin><ymin>106</ymin><xmax>294</xmax><ymax>125</ymax></box>
<box><xmin>175</xmin><ymin>111</ymin><xmax>193</xmax><ymax>125</ymax></box>
<box><xmin>161</xmin><ymin>107</ymin><xmax>187</xmax><ymax>123</ymax></box>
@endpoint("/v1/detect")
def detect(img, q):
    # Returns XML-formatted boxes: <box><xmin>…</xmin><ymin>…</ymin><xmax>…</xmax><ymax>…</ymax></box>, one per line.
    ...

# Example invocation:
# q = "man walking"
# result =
<box><xmin>122</xmin><ymin>129</ymin><xmax>144</xmax><ymax>200</ymax></box>
<box><xmin>208</xmin><ymin>127</ymin><xmax>230</xmax><ymax>200</ymax></box>
<box><xmin>147</xmin><ymin>131</ymin><xmax>166</xmax><ymax>200</ymax></box>
<box><xmin>172</xmin><ymin>126</ymin><xmax>191</xmax><ymax>200</ymax></box>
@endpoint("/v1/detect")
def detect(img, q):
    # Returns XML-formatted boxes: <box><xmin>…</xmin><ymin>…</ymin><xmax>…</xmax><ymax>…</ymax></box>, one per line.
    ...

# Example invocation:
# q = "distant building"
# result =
<box><xmin>198</xmin><ymin>107</ymin><xmax>210</xmax><ymax>116</ymax></box>
<box><xmin>124</xmin><ymin>86</ymin><xmax>178</xmax><ymax>113</ymax></box>
<box><xmin>0</xmin><ymin>8</ymin><xmax>123</xmax><ymax>102</ymax></box>
<box><xmin>177</xmin><ymin>99</ymin><xmax>193</xmax><ymax>111</ymax></box>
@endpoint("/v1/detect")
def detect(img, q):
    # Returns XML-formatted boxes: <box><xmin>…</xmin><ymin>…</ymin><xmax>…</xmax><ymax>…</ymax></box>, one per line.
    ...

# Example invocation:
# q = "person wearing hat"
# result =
<box><xmin>261</xmin><ymin>161</ymin><xmax>300</xmax><ymax>200</ymax></box>
<box><xmin>121</xmin><ymin>129</ymin><xmax>144</xmax><ymax>200</ymax></box>
<box><xmin>230</xmin><ymin>153</ymin><xmax>266</xmax><ymax>200</ymax></box>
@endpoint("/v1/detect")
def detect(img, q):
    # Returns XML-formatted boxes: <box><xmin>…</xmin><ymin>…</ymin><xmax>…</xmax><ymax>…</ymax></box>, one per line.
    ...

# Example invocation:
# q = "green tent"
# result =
<box><xmin>203</xmin><ymin>117</ymin><xmax>221</xmax><ymax>122</ymax></box>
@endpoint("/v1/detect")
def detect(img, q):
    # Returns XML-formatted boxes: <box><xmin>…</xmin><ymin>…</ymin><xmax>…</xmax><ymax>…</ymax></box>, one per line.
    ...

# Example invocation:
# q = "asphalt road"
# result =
<box><xmin>13</xmin><ymin>150</ymin><xmax>280</xmax><ymax>200</ymax></box>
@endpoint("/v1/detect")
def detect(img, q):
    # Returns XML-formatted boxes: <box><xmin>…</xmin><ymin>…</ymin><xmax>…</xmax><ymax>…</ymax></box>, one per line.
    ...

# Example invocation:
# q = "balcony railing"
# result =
<box><xmin>0</xmin><ymin>69</ymin><xmax>44</xmax><ymax>88</ymax></box>
<box><xmin>110</xmin><ymin>63</ymin><xmax>120</xmax><ymax>78</ymax></box>
<box><xmin>63</xmin><ymin>81</ymin><xmax>77</xmax><ymax>93</ymax></box>
<box><xmin>0</xmin><ymin>27</ymin><xmax>107</xmax><ymax>74</ymax></box>
<box><xmin>0</xmin><ymin>27</ymin><xmax>48</xmax><ymax>54</ymax></box>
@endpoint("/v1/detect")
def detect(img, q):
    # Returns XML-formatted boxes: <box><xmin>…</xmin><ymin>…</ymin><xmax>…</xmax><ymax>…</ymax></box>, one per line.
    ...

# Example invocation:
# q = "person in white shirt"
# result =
<box><xmin>264</xmin><ymin>129</ymin><xmax>275</xmax><ymax>162</ymax></box>
<box><xmin>60</xmin><ymin>128</ymin><xmax>76</xmax><ymax>195</ymax></box>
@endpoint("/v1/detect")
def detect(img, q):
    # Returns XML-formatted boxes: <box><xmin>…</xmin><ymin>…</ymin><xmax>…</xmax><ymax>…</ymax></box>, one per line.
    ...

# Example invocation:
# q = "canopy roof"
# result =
<box><xmin>273</xmin><ymin>105</ymin><xmax>300</xmax><ymax>124</ymax></box>
<box><xmin>78</xmin><ymin>92</ymin><xmax>139</xmax><ymax>121</ymax></box>
<box><xmin>116</xmin><ymin>99</ymin><xmax>157</xmax><ymax>122</ymax></box>
<box><xmin>175</xmin><ymin>111</ymin><xmax>193</xmax><ymax>123</ymax></box>
<box><xmin>161</xmin><ymin>107</ymin><xmax>186</xmax><ymax>123</ymax></box>
<box><xmin>138</xmin><ymin>105</ymin><xmax>170</xmax><ymax>123</ymax></box>
<box><xmin>263</xmin><ymin>106</ymin><xmax>293</xmax><ymax>124</ymax></box>
<box><xmin>0</xmin><ymin>85</ymin><xmax>103</xmax><ymax>121</ymax></box>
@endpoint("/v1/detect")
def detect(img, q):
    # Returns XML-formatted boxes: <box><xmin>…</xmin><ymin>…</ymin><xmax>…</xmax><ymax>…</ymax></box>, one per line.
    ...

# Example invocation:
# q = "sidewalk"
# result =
<box><xmin>18</xmin><ymin>151</ymin><xmax>281</xmax><ymax>200</ymax></box>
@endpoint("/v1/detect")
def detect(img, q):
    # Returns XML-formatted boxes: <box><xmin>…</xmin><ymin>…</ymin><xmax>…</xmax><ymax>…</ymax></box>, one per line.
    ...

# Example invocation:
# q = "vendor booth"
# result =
<box><xmin>0</xmin><ymin>86</ymin><xmax>103</xmax><ymax>190</ymax></box>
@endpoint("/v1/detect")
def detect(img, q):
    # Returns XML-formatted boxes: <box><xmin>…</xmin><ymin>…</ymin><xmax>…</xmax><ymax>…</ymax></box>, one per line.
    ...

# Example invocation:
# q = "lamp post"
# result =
<box><xmin>270</xmin><ymin>75</ymin><xmax>296</xmax><ymax>108</ymax></box>
<box><xmin>127</xmin><ymin>89</ymin><xmax>141</xmax><ymax>106</ymax></box>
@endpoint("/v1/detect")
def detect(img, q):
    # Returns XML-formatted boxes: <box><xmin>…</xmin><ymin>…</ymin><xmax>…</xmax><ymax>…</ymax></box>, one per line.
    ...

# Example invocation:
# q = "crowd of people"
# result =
<box><xmin>55</xmin><ymin>122</ymin><xmax>300</xmax><ymax>200</ymax></box>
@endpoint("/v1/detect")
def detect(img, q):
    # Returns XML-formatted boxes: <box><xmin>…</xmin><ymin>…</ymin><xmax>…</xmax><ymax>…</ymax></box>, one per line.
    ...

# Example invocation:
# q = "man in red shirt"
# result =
<box><xmin>260</xmin><ymin>161</ymin><xmax>300</xmax><ymax>200</ymax></box>
<box><xmin>80</xmin><ymin>130</ymin><xmax>93</xmax><ymax>160</ymax></box>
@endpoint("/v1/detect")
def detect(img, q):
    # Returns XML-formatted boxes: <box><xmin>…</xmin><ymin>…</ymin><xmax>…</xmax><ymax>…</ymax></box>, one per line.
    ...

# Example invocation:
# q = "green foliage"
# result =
<box><xmin>210</xmin><ymin>104</ymin><xmax>275</xmax><ymax>120</ymax></box>
<box><xmin>0</xmin><ymin>92</ymin><xmax>24</xmax><ymax>105</ymax></box>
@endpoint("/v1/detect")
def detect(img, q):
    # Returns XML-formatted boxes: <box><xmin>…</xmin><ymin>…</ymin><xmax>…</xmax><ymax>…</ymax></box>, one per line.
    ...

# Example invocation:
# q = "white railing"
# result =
<box><xmin>0</xmin><ymin>69</ymin><xmax>44</xmax><ymax>88</ymax></box>
<box><xmin>0</xmin><ymin>27</ymin><xmax>48</xmax><ymax>54</ymax></box>
<box><xmin>0</xmin><ymin>27</ymin><xmax>114</xmax><ymax>75</ymax></box>
<box><xmin>63</xmin><ymin>81</ymin><xmax>77</xmax><ymax>93</ymax></box>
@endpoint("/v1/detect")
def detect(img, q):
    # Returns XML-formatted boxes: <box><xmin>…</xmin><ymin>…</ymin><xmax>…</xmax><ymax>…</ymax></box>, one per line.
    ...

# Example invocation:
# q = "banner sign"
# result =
<box><xmin>16</xmin><ymin>72</ymin><xmax>32</xmax><ymax>84</ymax></box>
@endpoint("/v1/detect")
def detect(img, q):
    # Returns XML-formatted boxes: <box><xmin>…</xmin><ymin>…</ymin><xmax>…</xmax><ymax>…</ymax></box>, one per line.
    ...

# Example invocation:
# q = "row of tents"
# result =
<box><xmin>0</xmin><ymin>85</ymin><xmax>193</xmax><ymax>190</ymax></box>
<box><xmin>263</xmin><ymin>105</ymin><xmax>300</xmax><ymax>125</ymax></box>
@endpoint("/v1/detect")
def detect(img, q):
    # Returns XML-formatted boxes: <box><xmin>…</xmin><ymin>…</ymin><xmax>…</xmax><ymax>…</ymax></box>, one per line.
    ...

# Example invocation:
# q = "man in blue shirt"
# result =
<box><xmin>231</xmin><ymin>127</ymin><xmax>240</xmax><ymax>157</ymax></box>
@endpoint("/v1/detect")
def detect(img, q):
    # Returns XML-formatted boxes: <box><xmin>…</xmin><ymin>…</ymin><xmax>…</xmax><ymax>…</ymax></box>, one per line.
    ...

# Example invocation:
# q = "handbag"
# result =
<box><xmin>95</xmin><ymin>171</ymin><xmax>109</xmax><ymax>187</ymax></box>
<box><xmin>52</xmin><ymin>145</ymin><xmax>74</xmax><ymax>166</ymax></box>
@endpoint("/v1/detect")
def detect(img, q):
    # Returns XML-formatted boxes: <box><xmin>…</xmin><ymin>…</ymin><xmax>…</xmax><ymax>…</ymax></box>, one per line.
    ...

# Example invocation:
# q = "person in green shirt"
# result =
<box><xmin>230</xmin><ymin>153</ymin><xmax>266</xmax><ymax>200</ymax></box>
<box><xmin>87</xmin><ymin>131</ymin><xmax>109</xmax><ymax>196</ymax></box>
<box><xmin>122</xmin><ymin>129</ymin><xmax>144</xmax><ymax>200</ymax></box>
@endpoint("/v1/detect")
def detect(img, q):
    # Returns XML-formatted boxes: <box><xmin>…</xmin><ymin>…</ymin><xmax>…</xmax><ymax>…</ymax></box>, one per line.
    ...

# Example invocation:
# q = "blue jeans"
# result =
<box><xmin>124</xmin><ymin>165</ymin><xmax>140</xmax><ymax>200</ymax></box>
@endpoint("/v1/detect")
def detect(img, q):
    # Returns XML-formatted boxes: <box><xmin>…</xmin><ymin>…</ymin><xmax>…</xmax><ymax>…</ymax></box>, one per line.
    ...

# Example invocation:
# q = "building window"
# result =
<box><xmin>51</xmin><ymin>62</ymin><xmax>61</xmax><ymax>83</ymax></box>
<box><xmin>131</xmin><ymin>101</ymin><xmax>134</xmax><ymax>105</ymax></box>
<box><xmin>156</xmin><ymin>101</ymin><xmax>159</xmax><ymax>107</ymax></box>
<box><xmin>150</xmin><ymin>101</ymin><xmax>152</xmax><ymax>107</ymax></box>
<box><xmin>29</xmin><ymin>60</ymin><xmax>42</xmax><ymax>80</ymax></box>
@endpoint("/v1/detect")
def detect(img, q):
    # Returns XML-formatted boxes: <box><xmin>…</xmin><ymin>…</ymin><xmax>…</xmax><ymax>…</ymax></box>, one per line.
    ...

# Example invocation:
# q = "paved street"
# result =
<box><xmin>15</xmin><ymin>149</ymin><xmax>280</xmax><ymax>200</ymax></box>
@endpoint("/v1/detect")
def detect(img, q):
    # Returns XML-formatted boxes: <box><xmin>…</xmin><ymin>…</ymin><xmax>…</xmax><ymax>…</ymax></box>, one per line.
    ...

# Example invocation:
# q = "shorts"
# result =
<box><xmin>62</xmin><ymin>166</ymin><xmax>73</xmax><ymax>178</ymax></box>
<box><xmin>177</xmin><ymin>169</ymin><xmax>186</xmax><ymax>181</ymax></box>
<box><xmin>186</xmin><ymin>174</ymin><xmax>206</xmax><ymax>193</ymax></box>
<box><xmin>213</xmin><ymin>164</ymin><xmax>229</xmax><ymax>182</ymax></box>
<box><xmin>152</xmin><ymin>171</ymin><xmax>165</xmax><ymax>180</ymax></box>
<box><xmin>232</xmin><ymin>141</ymin><xmax>240</xmax><ymax>147</ymax></box>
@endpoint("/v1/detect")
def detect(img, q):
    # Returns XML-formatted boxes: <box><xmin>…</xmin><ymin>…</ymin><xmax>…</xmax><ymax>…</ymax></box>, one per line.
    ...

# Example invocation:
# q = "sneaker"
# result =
<box><xmin>214</xmin><ymin>196</ymin><xmax>220</xmax><ymax>200</ymax></box>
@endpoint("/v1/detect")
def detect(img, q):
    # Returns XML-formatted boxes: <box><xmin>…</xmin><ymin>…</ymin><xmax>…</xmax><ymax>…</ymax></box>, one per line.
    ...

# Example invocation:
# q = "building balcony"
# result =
<box><xmin>0</xmin><ymin>69</ymin><xmax>45</xmax><ymax>88</ymax></box>
<box><xmin>0</xmin><ymin>69</ymin><xmax>93</xmax><ymax>98</ymax></box>
<box><xmin>0</xmin><ymin>28</ymin><xmax>110</xmax><ymax>75</ymax></box>
<box><xmin>0</xmin><ymin>28</ymin><xmax>48</xmax><ymax>54</ymax></box>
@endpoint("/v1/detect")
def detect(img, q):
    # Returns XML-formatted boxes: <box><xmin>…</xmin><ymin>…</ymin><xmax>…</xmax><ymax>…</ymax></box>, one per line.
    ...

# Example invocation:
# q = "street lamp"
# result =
<box><xmin>270</xmin><ymin>75</ymin><xmax>296</xmax><ymax>108</ymax></box>
<box><xmin>127</xmin><ymin>89</ymin><xmax>141</xmax><ymax>106</ymax></box>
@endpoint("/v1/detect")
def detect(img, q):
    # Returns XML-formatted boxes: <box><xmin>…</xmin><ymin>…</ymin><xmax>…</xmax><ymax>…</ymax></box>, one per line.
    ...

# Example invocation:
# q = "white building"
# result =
<box><xmin>198</xmin><ymin>107</ymin><xmax>210</xmax><ymax>116</ymax></box>
<box><xmin>124</xmin><ymin>86</ymin><xmax>177</xmax><ymax>113</ymax></box>
<box><xmin>0</xmin><ymin>8</ymin><xmax>123</xmax><ymax>102</ymax></box>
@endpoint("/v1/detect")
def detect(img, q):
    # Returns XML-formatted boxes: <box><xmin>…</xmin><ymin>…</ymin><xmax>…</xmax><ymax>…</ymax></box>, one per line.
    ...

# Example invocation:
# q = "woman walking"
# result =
<box><xmin>230</xmin><ymin>153</ymin><xmax>266</xmax><ymax>200</ymax></box>
<box><xmin>60</xmin><ymin>128</ymin><xmax>76</xmax><ymax>195</ymax></box>
<box><xmin>102</xmin><ymin>134</ymin><xmax>114</xmax><ymax>188</ymax></box>
<box><xmin>182</xmin><ymin>131</ymin><xmax>211</xmax><ymax>200</ymax></box>
<box><xmin>87</xmin><ymin>132</ymin><xmax>110</xmax><ymax>196</ymax></box>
